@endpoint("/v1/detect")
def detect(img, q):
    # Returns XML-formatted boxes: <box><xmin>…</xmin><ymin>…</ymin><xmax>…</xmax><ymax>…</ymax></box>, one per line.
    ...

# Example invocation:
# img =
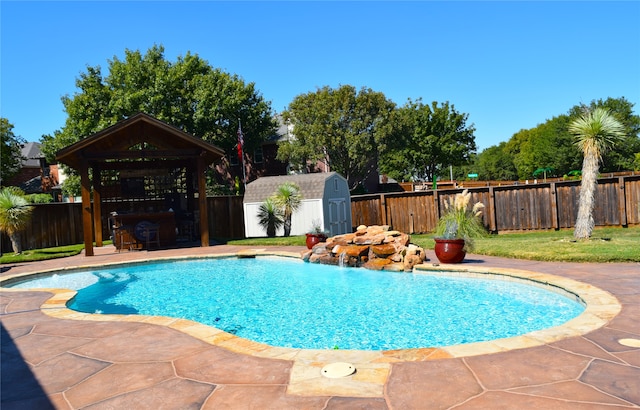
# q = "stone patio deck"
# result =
<box><xmin>1</xmin><ymin>244</ymin><xmax>639</xmax><ymax>409</ymax></box>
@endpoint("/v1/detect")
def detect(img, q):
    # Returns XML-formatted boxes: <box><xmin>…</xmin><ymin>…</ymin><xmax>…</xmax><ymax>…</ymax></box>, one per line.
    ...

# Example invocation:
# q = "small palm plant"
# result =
<box><xmin>569</xmin><ymin>107</ymin><xmax>626</xmax><ymax>240</ymax></box>
<box><xmin>435</xmin><ymin>189</ymin><xmax>486</xmax><ymax>251</ymax></box>
<box><xmin>271</xmin><ymin>182</ymin><xmax>302</xmax><ymax>237</ymax></box>
<box><xmin>257</xmin><ymin>197</ymin><xmax>284</xmax><ymax>237</ymax></box>
<box><xmin>0</xmin><ymin>187</ymin><xmax>34</xmax><ymax>254</ymax></box>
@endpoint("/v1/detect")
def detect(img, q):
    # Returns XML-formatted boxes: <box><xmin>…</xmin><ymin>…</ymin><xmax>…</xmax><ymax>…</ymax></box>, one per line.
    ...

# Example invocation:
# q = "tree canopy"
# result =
<box><xmin>1</xmin><ymin>118</ymin><xmax>25</xmax><ymax>186</ymax></box>
<box><xmin>475</xmin><ymin>142</ymin><xmax>518</xmax><ymax>181</ymax></box>
<box><xmin>41</xmin><ymin>44</ymin><xmax>277</xmax><ymax>182</ymax></box>
<box><xmin>379</xmin><ymin>99</ymin><xmax>476</xmax><ymax>182</ymax></box>
<box><xmin>476</xmin><ymin>97</ymin><xmax>639</xmax><ymax>180</ymax></box>
<box><xmin>277</xmin><ymin>85</ymin><xmax>397</xmax><ymax>189</ymax></box>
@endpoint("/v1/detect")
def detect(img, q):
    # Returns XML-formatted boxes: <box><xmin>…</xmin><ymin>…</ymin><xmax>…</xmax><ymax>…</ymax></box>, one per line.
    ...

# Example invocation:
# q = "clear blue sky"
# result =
<box><xmin>2</xmin><ymin>1</ymin><xmax>639</xmax><ymax>151</ymax></box>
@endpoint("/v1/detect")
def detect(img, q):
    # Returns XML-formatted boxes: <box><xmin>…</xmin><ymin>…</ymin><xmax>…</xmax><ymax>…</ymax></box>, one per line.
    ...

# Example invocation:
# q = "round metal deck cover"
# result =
<box><xmin>321</xmin><ymin>362</ymin><xmax>356</xmax><ymax>378</ymax></box>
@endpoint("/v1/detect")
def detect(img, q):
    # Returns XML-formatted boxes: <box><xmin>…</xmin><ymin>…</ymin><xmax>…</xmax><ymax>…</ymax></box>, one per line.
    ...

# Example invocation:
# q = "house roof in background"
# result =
<box><xmin>20</xmin><ymin>142</ymin><xmax>44</xmax><ymax>167</ymax></box>
<box><xmin>265</xmin><ymin>114</ymin><xmax>291</xmax><ymax>143</ymax></box>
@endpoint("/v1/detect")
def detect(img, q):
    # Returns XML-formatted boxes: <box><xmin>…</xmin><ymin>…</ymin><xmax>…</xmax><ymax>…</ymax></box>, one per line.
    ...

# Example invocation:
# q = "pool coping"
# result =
<box><xmin>0</xmin><ymin>249</ymin><xmax>623</xmax><ymax>398</ymax></box>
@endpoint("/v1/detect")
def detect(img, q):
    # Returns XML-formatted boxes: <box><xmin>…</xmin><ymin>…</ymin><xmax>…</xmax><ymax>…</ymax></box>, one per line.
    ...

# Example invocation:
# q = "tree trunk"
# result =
<box><xmin>266</xmin><ymin>223</ymin><xmax>276</xmax><ymax>238</ymax></box>
<box><xmin>9</xmin><ymin>232</ymin><xmax>22</xmax><ymax>254</ymax></box>
<box><xmin>283</xmin><ymin>211</ymin><xmax>292</xmax><ymax>237</ymax></box>
<box><xmin>574</xmin><ymin>153</ymin><xmax>599</xmax><ymax>240</ymax></box>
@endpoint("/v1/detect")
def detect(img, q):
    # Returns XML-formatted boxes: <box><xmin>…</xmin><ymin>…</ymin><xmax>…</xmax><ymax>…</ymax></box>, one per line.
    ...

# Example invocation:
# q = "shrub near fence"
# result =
<box><xmin>2</xmin><ymin>175</ymin><xmax>639</xmax><ymax>253</ymax></box>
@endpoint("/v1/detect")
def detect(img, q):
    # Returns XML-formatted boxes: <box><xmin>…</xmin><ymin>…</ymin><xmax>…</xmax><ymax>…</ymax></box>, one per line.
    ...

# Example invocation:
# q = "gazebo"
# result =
<box><xmin>56</xmin><ymin>113</ymin><xmax>225</xmax><ymax>256</ymax></box>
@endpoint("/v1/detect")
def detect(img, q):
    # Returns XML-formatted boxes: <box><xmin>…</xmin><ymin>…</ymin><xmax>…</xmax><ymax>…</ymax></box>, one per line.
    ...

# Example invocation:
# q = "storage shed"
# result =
<box><xmin>243</xmin><ymin>172</ymin><xmax>352</xmax><ymax>237</ymax></box>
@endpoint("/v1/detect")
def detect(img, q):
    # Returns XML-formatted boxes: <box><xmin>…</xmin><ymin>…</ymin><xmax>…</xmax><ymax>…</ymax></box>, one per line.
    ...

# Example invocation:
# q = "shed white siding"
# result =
<box><xmin>242</xmin><ymin>172</ymin><xmax>352</xmax><ymax>238</ymax></box>
<box><xmin>244</xmin><ymin>199</ymin><xmax>323</xmax><ymax>237</ymax></box>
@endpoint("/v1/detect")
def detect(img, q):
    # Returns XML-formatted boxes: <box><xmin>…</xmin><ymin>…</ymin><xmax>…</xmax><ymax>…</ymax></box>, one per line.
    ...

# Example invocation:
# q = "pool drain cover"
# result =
<box><xmin>618</xmin><ymin>338</ymin><xmax>640</xmax><ymax>348</ymax></box>
<box><xmin>321</xmin><ymin>362</ymin><xmax>356</xmax><ymax>378</ymax></box>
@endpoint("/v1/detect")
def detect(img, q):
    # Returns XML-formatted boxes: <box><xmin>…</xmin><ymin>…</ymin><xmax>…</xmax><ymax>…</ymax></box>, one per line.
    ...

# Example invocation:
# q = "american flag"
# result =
<box><xmin>237</xmin><ymin>122</ymin><xmax>244</xmax><ymax>162</ymax></box>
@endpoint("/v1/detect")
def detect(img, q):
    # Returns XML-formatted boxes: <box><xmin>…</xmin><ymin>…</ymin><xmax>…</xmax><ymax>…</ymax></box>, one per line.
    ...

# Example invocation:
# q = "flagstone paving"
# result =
<box><xmin>1</xmin><ymin>244</ymin><xmax>639</xmax><ymax>409</ymax></box>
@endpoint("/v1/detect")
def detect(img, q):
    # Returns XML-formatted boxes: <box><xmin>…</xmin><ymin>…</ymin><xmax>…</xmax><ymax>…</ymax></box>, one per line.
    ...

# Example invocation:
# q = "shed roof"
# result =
<box><xmin>56</xmin><ymin>113</ymin><xmax>225</xmax><ymax>170</ymax></box>
<box><xmin>243</xmin><ymin>172</ymin><xmax>345</xmax><ymax>203</ymax></box>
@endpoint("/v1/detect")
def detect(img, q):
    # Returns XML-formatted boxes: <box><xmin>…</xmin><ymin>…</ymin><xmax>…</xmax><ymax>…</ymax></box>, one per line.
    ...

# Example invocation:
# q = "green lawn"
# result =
<box><xmin>230</xmin><ymin>226</ymin><xmax>640</xmax><ymax>263</ymax></box>
<box><xmin>411</xmin><ymin>226</ymin><xmax>640</xmax><ymax>263</ymax></box>
<box><xmin>0</xmin><ymin>243</ymin><xmax>87</xmax><ymax>264</ymax></box>
<box><xmin>2</xmin><ymin>226</ymin><xmax>638</xmax><ymax>264</ymax></box>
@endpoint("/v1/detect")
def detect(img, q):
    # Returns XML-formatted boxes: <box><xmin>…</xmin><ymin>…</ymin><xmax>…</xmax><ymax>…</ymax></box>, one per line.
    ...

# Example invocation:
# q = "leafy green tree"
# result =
<box><xmin>503</xmin><ymin>116</ymin><xmax>580</xmax><ymax>180</ymax></box>
<box><xmin>277</xmin><ymin>85</ymin><xmax>396</xmax><ymax>189</ymax></box>
<box><xmin>271</xmin><ymin>182</ymin><xmax>302</xmax><ymax>237</ymax></box>
<box><xmin>0</xmin><ymin>187</ymin><xmax>33</xmax><ymax>254</ymax></box>
<box><xmin>61</xmin><ymin>174</ymin><xmax>81</xmax><ymax>199</ymax></box>
<box><xmin>569</xmin><ymin>108</ymin><xmax>626</xmax><ymax>240</ymax></box>
<box><xmin>380</xmin><ymin>99</ymin><xmax>476</xmax><ymax>182</ymax></box>
<box><xmin>476</xmin><ymin>142</ymin><xmax>518</xmax><ymax>180</ymax></box>
<box><xmin>1</xmin><ymin>118</ymin><xmax>25</xmax><ymax>185</ymax></box>
<box><xmin>497</xmin><ymin>97</ymin><xmax>639</xmax><ymax>181</ymax></box>
<box><xmin>41</xmin><ymin>44</ymin><xmax>277</xmax><ymax>187</ymax></box>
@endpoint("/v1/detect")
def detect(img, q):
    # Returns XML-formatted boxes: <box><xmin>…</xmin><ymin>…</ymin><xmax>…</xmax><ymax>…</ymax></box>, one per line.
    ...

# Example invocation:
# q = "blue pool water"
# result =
<box><xmin>8</xmin><ymin>257</ymin><xmax>584</xmax><ymax>350</ymax></box>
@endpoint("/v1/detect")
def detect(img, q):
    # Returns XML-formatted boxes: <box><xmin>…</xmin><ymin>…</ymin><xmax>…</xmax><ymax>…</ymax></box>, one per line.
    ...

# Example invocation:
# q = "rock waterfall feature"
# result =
<box><xmin>301</xmin><ymin>225</ymin><xmax>428</xmax><ymax>271</ymax></box>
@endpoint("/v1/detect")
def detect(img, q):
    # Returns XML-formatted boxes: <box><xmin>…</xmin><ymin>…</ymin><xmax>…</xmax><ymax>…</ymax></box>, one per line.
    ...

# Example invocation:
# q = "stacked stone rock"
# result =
<box><xmin>301</xmin><ymin>224</ymin><xmax>428</xmax><ymax>271</ymax></box>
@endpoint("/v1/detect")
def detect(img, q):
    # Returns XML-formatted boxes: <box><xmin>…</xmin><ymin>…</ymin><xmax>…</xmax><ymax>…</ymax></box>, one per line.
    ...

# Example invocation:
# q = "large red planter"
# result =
<box><xmin>434</xmin><ymin>238</ymin><xmax>466</xmax><ymax>263</ymax></box>
<box><xmin>305</xmin><ymin>233</ymin><xmax>328</xmax><ymax>249</ymax></box>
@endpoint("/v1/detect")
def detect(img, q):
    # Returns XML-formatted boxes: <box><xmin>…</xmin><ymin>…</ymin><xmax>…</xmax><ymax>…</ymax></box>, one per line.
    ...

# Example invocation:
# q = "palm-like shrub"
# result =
<box><xmin>569</xmin><ymin>108</ymin><xmax>626</xmax><ymax>240</ymax></box>
<box><xmin>435</xmin><ymin>189</ymin><xmax>486</xmax><ymax>251</ymax></box>
<box><xmin>0</xmin><ymin>187</ymin><xmax>34</xmax><ymax>254</ymax></box>
<box><xmin>271</xmin><ymin>182</ymin><xmax>302</xmax><ymax>237</ymax></box>
<box><xmin>257</xmin><ymin>197</ymin><xmax>284</xmax><ymax>237</ymax></box>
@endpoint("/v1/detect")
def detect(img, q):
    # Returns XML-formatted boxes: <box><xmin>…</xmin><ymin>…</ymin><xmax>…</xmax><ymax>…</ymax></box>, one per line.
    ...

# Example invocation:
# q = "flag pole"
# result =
<box><xmin>238</xmin><ymin>119</ymin><xmax>247</xmax><ymax>191</ymax></box>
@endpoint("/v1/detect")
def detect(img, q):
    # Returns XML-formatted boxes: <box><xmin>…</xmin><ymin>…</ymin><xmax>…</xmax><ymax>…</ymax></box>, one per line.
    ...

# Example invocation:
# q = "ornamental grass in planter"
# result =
<box><xmin>305</xmin><ymin>220</ymin><xmax>328</xmax><ymax>249</ymax></box>
<box><xmin>434</xmin><ymin>189</ymin><xmax>486</xmax><ymax>263</ymax></box>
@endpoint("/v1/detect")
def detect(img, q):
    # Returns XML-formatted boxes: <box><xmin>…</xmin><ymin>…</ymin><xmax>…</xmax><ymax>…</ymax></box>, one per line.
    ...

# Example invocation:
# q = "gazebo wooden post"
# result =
<box><xmin>91</xmin><ymin>164</ymin><xmax>103</xmax><ymax>247</ymax></box>
<box><xmin>197</xmin><ymin>157</ymin><xmax>209</xmax><ymax>246</ymax></box>
<box><xmin>80</xmin><ymin>161</ymin><xmax>94</xmax><ymax>256</ymax></box>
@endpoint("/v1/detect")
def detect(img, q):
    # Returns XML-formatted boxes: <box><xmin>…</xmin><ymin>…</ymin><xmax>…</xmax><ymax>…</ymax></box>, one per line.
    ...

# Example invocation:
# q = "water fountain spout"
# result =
<box><xmin>338</xmin><ymin>251</ymin><xmax>347</xmax><ymax>268</ymax></box>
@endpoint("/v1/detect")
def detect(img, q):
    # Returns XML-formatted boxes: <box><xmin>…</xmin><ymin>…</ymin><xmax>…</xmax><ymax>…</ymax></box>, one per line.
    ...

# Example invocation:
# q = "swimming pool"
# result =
<box><xmin>6</xmin><ymin>256</ymin><xmax>585</xmax><ymax>351</ymax></box>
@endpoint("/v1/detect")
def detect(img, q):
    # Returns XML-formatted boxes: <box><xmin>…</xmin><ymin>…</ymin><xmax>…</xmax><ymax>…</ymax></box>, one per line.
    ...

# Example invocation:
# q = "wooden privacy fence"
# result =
<box><xmin>0</xmin><ymin>196</ymin><xmax>245</xmax><ymax>254</ymax></box>
<box><xmin>0</xmin><ymin>203</ymin><xmax>85</xmax><ymax>253</ymax></box>
<box><xmin>2</xmin><ymin>175</ymin><xmax>639</xmax><ymax>253</ymax></box>
<box><xmin>351</xmin><ymin>175</ymin><xmax>640</xmax><ymax>234</ymax></box>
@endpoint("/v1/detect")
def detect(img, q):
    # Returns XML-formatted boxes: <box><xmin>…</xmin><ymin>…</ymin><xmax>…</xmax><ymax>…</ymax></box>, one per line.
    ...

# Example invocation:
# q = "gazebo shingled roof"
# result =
<box><xmin>57</xmin><ymin>113</ymin><xmax>224</xmax><ymax>169</ymax></box>
<box><xmin>56</xmin><ymin>113</ymin><xmax>225</xmax><ymax>256</ymax></box>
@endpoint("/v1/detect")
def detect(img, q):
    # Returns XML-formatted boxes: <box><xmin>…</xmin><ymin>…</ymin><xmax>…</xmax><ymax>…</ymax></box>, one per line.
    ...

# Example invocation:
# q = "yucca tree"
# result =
<box><xmin>257</xmin><ymin>197</ymin><xmax>284</xmax><ymax>237</ymax></box>
<box><xmin>271</xmin><ymin>182</ymin><xmax>302</xmax><ymax>237</ymax></box>
<box><xmin>569</xmin><ymin>108</ymin><xmax>626</xmax><ymax>240</ymax></box>
<box><xmin>0</xmin><ymin>187</ymin><xmax>34</xmax><ymax>254</ymax></box>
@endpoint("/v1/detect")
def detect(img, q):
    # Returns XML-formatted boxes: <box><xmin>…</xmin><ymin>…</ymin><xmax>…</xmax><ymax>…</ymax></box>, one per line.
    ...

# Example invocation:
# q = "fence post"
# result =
<box><xmin>433</xmin><ymin>189</ymin><xmax>441</xmax><ymax>221</ymax></box>
<box><xmin>380</xmin><ymin>193</ymin><xmax>388</xmax><ymax>226</ymax></box>
<box><xmin>488</xmin><ymin>186</ymin><xmax>497</xmax><ymax>232</ymax></box>
<box><xmin>618</xmin><ymin>176</ymin><xmax>628</xmax><ymax>226</ymax></box>
<box><xmin>550</xmin><ymin>182</ymin><xmax>559</xmax><ymax>230</ymax></box>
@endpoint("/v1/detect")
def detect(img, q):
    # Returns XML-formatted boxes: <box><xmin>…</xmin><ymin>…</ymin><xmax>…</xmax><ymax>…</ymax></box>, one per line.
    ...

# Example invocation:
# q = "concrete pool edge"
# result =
<box><xmin>0</xmin><ymin>250</ymin><xmax>623</xmax><ymax>398</ymax></box>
